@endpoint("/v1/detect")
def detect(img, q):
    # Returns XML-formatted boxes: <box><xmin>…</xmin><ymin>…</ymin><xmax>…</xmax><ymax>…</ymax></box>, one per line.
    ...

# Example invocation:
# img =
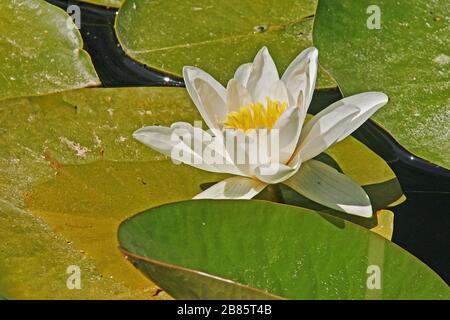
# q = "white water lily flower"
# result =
<box><xmin>133</xmin><ymin>47</ymin><xmax>388</xmax><ymax>217</ymax></box>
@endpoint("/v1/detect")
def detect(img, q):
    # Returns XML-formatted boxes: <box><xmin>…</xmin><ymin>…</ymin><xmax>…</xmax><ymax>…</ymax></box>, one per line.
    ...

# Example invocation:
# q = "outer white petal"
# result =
<box><xmin>254</xmin><ymin>163</ymin><xmax>298</xmax><ymax>184</ymax></box>
<box><xmin>133</xmin><ymin>124</ymin><xmax>205</xmax><ymax>169</ymax></box>
<box><xmin>226</xmin><ymin>79</ymin><xmax>253</xmax><ymax>113</ymax></box>
<box><xmin>193</xmin><ymin>176</ymin><xmax>267</xmax><ymax>200</ymax></box>
<box><xmin>333</xmin><ymin>92</ymin><xmax>389</xmax><ymax>143</ymax></box>
<box><xmin>281</xmin><ymin>47</ymin><xmax>318</xmax><ymax>110</ymax></box>
<box><xmin>234</xmin><ymin>63</ymin><xmax>252</xmax><ymax>87</ymax></box>
<box><xmin>183</xmin><ymin>66</ymin><xmax>227</xmax><ymax>131</ymax></box>
<box><xmin>297</xmin><ymin>102</ymin><xmax>360</xmax><ymax>162</ymax></box>
<box><xmin>273</xmin><ymin>107</ymin><xmax>303</xmax><ymax>164</ymax></box>
<box><xmin>246</xmin><ymin>47</ymin><xmax>280</xmax><ymax>103</ymax></box>
<box><xmin>133</xmin><ymin>123</ymin><xmax>243</xmax><ymax>176</ymax></box>
<box><xmin>283</xmin><ymin>160</ymin><xmax>373</xmax><ymax>217</ymax></box>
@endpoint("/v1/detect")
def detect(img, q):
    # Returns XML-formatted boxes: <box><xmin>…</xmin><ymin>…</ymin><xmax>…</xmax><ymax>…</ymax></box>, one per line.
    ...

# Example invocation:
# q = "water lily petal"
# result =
<box><xmin>254</xmin><ymin>163</ymin><xmax>298</xmax><ymax>184</ymax></box>
<box><xmin>297</xmin><ymin>102</ymin><xmax>360</xmax><ymax>162</ymax></box>
<box><xmin>183</xmin><ymin>66</ymin><xmax>227</xmax><ymax>131</ymax></box>
<box><xmin>234</xmin><ymin>62</ymin><xmax>252</xmax><ymax>87</ymax></box>
<box><xmin>133</xmin><ymin>124</ymin><xmax>205</xmax><ymax>168</ymax></box>
<box><xmin>283</xmin><ymin>160</ymin><xmax>373</xmax><ymax>217</ymax></box>
<box><xmin>268</xmin><ymin>80</ymin><xmax>290</xmax><ymax>104</ymax></box>
<box><xmin>193</xmin><ymin>176</ymin><xmax>267</xmax><ymax>199</ymax></box>
<box><xmin>274</xmin><ymin>107</ymin><xmax>303</xmax><ymax>164</ymax></box>
<box><xmin>281</xmin><ymin>47</ymin><xmax>318</xmax><ymax>110</ymax></box>
<box><xmin>226</xmin><ymin>79</ymin><xmax>253</xmax><ymax>113</ymax></box>
<box><xmin>133</xmin><ymin>123</ymin><xmax>244</xmax><ymax>176</ymax></box>
<box><xmin>334</xmin><ymin>92</ymin><xmax>389</xmax><ymax>143</ymax></box>
<box><xmin>246</xmin><ymin>47</ymin><xmax>280</xmax><ymax>103</ymax></box>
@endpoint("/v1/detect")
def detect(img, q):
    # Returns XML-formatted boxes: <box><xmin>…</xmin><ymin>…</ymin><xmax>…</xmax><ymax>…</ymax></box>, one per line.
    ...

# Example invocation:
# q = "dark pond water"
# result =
<box><xmin>47</xmin><ymin>0</ymin><xmax>449</xmax><ymax>284</ymax></box>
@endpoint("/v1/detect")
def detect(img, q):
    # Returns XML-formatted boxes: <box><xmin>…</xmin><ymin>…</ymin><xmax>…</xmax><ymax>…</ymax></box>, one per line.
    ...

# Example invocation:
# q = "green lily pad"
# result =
<box><xmin>0</xmin><ymin>87</ymin><xmax>401</xmax><ymax>298</ymax></box>
<box><xmin>115</xmin><ymin>0</ymin><xmax>336</xmax><ymax>88</ymax></box>
<box><xmin>0</xmin><ymin>0</ymin><xmax>100</xmax><ymax>102</ymax></box>
<box><xmin>77</xmin><ymin>0</ymin><xmax>123</xmax><ymax>8</ymax></box>
<box><xmin>118</xmin><ymin>200</ymin><xmax>449</xmax><ymax>299</ymax></box>
<box><xmin>314</xmin><ymin>0</ymin><xmax>450</xmax><ymax>169</ymax></box>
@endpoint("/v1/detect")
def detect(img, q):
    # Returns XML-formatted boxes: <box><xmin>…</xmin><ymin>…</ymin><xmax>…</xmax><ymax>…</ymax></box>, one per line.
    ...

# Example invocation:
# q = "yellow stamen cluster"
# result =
<box><xmin>224</xmin><ymin>98</ymin><xmax>287</xmax><ymax>131</ymax></box>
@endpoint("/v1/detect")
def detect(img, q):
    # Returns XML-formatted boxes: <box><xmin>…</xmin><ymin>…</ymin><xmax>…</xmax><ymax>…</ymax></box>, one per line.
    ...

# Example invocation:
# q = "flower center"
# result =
<box><xmin>223</xmin><ymin>97</ymin><xmax>287</xmax><ymax>131</ymax></box>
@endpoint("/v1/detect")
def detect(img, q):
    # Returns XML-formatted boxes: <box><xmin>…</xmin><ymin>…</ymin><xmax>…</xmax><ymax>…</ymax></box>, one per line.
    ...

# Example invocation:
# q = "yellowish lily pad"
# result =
<box><xmin>0</xmin><ymin>87</ymin><xmax>226</xmax><ymax>299</ymax></box>
<box><xmin>0</xmin><ymin>0</ymin><xmax>99</xmax><ymax>102</ymax></box>
<box><xmin>370</xmin><ymin>210</ymin><xmax>394</xmax><ymax>241</ymax></box>
<box><xmin>0</xmin><ymin>200</ymin><xmax>152</xmax><ymax>299</ymax></box>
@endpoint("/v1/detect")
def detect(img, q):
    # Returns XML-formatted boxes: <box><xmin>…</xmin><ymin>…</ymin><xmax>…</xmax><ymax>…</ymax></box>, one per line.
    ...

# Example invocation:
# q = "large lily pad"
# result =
<box><xmin>118</xmin><ymin>200</ymin><xmax>450</xmax><ymax>300</ymax></box>
<box><xmin>115</xmin><ymin>0</ymin><xmax>336</xmax><ymax>88</ymax></box>
<box><xmin>0</xmin><ymin>0</ymin><xmax>99</xmax><ymax>101</ymax></box>
<box><xmin>0</xmin><ymin>87</ymin><xmax>223</xmax><ymax>299</ymax></box>
<box><xmin>314</xmin><ymin>0</ymin><xmax>450</xmax><ymax>169</ymax></box>
<box><xmin>0</xmin><ymin>87</ymin><xmax>401</xmax><ymax>298</ymax></box>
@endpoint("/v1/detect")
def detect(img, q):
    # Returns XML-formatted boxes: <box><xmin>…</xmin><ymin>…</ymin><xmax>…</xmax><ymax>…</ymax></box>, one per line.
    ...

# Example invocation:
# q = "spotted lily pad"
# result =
<box><xmin>0</xmin><ymin>87</ymin><xmax>223</xmax><ymax>299</ymax></box>
<box><xmin>0</xmin><ymin>0</ymin><xmax>99</xmax><ymax>101</ymax></box>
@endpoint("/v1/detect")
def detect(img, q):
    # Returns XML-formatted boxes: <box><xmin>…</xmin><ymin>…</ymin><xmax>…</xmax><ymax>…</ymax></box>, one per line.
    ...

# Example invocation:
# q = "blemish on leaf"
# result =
<box><xmin>433</xmin><ymin>54</ymin><xmax>450</xmax><ymax>65</ymax></box>
<box><xmin>59</xmin><ymin>137</ymin><xmax>90</xmax><ymax>157</ymax></box>
<box><xmin>253</xmin><ymin>25</ymin><xmax>268</xmax><ymax>33</ymax></box>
